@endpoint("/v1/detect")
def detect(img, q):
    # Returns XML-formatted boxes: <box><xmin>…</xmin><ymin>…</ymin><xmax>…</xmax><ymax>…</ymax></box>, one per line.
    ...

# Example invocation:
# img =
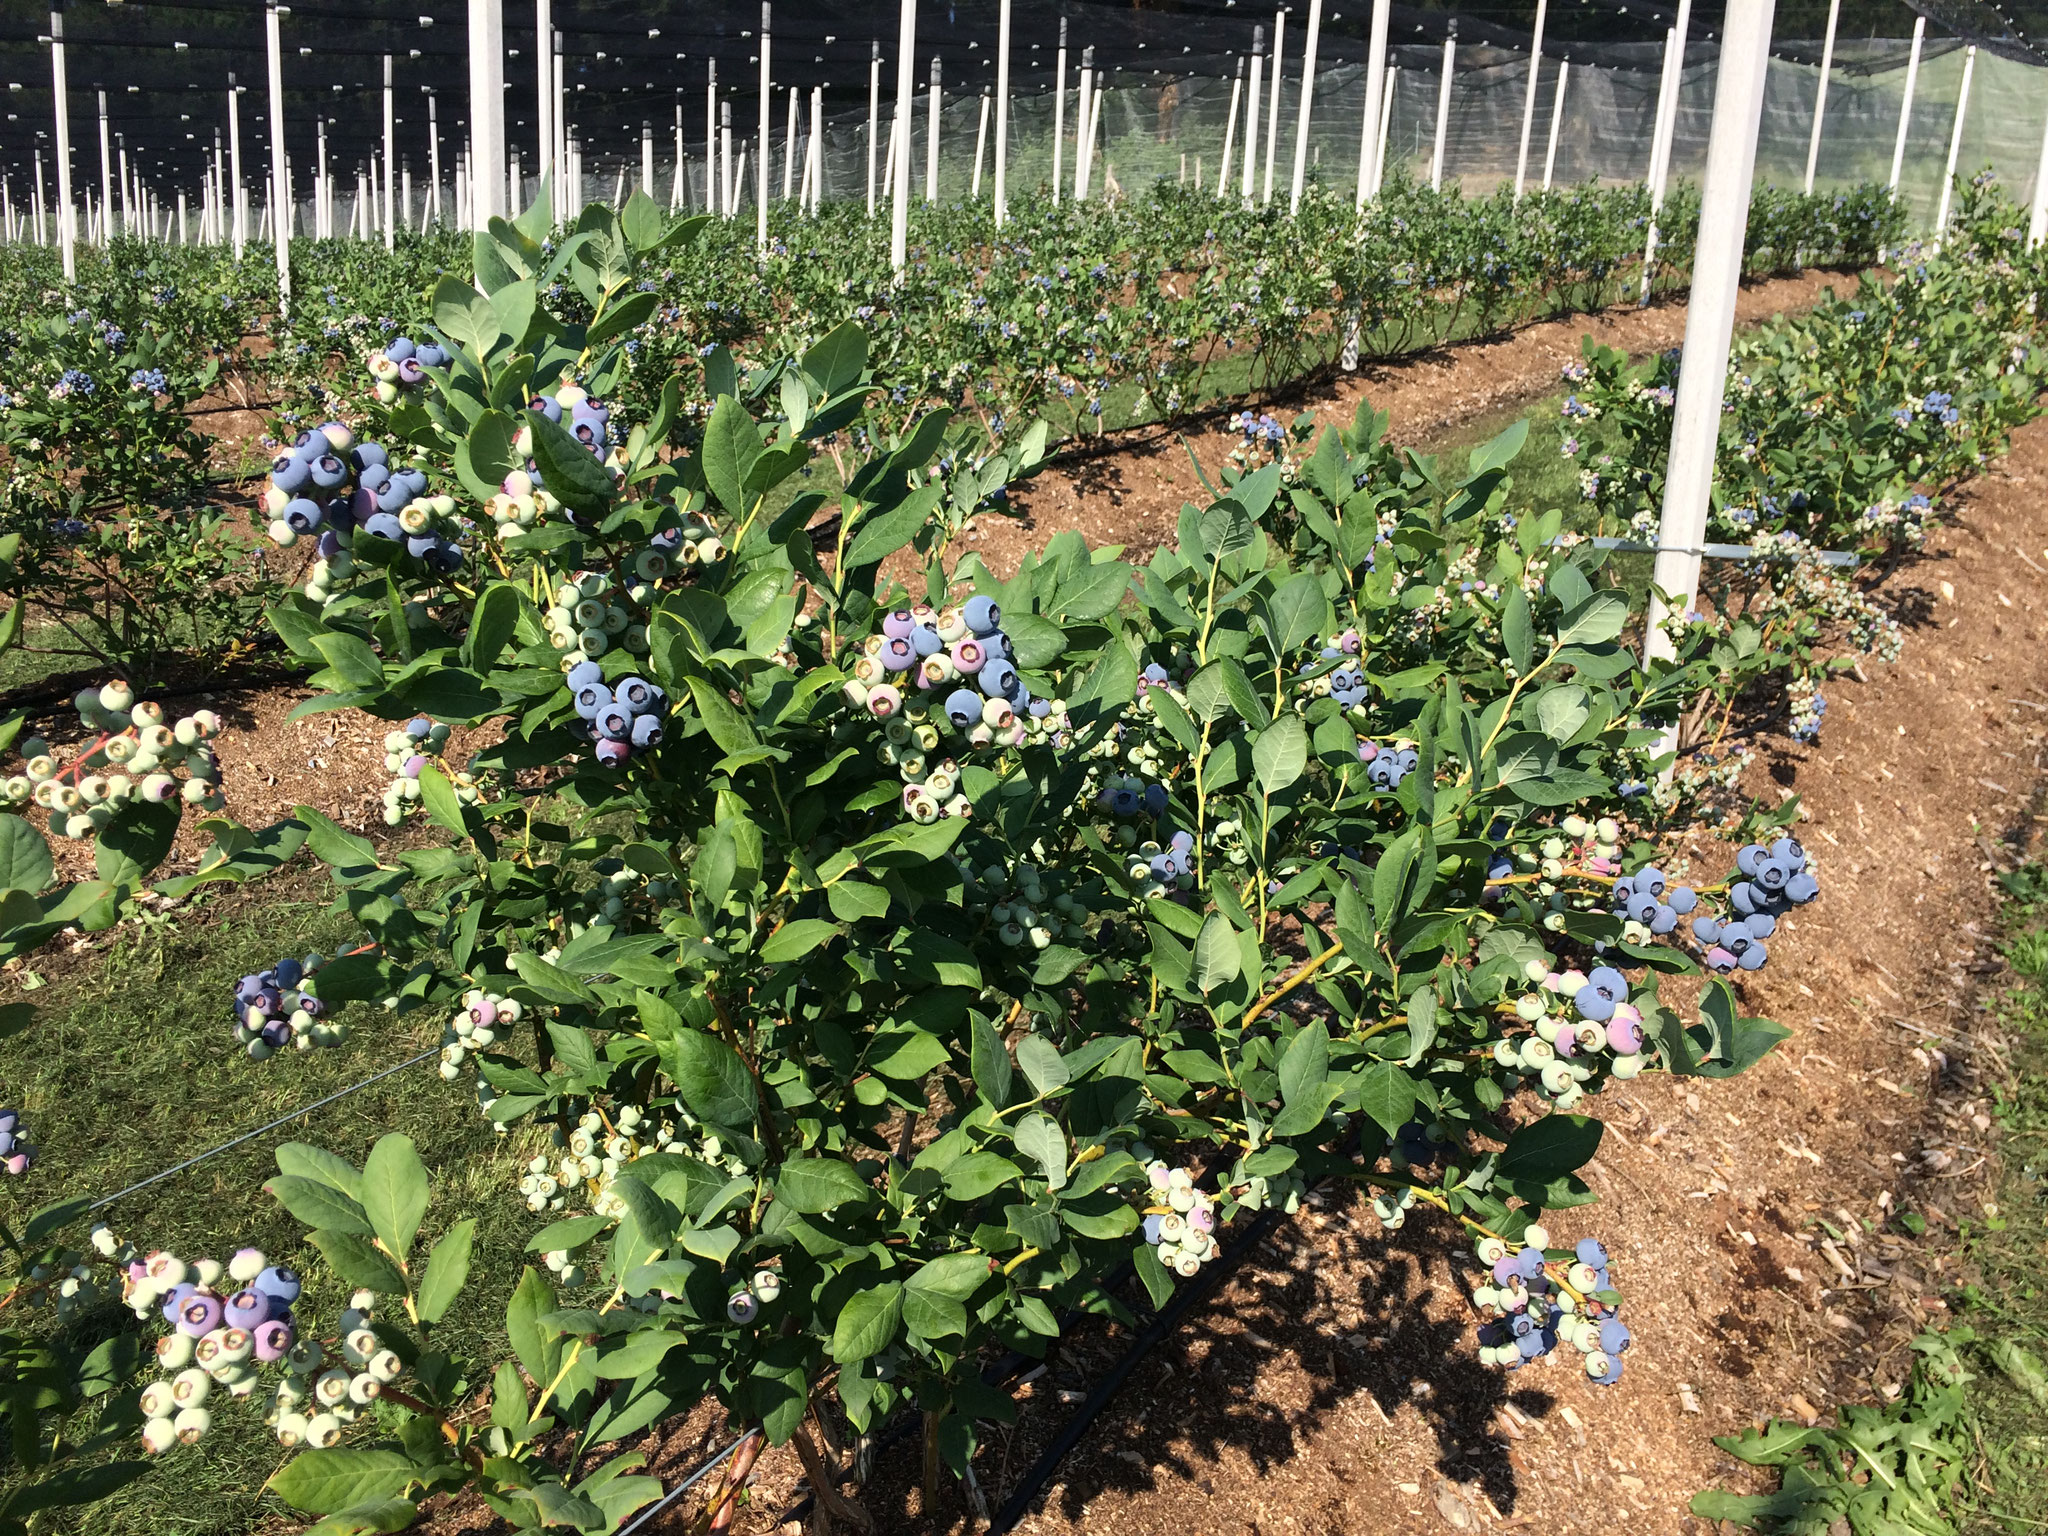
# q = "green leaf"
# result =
<box><xmin>776</xmin><ymin>1158</ymin><xmax>873</xmax><ymax>1213</ymax></box>
<box><xmin>971</xmin><ymin>1013</ymin><xmax>1013</xmax><ymax>1105</ymax></box>
<box><xmin>1014</xmin><ymin>1034</ymin><xmax>1068</xmax><ymax>1096</ymax></box>
<box><xmin>414</xmin><ymin>765</ymin><xmax>468</xmax><ymax>838</ymax></box>
<box><xmin>275</xmin><ymin>1142</ymin><xmax>364</xmax><ymax>1201</ymax></box>
<box><xmin>701</xmin><ymin>394</ymin><xmax>764</xmax><ymax>517</ymax></box>
<box><xmin>360</xmin><ymin>1133</ymin><xmax>431</xmax><ymax>1266</ymax></box>
<box><xmin>0</xmin><ymin>814</ymin><xmax>53</xmax><ymax>894</ymax></box>
<box><xmin>828</xmin><ymin>1281</ymin><xmax>903</xmax><ymax>1363</ymax></box>
<box><xmin>526</xmin><ymin>407</ymin><xmax>615</xmax><ymax>518</ymax></box>
<box><xmin>310</xmin><ymin>630</ymin><xmax>386</xmax><ymax>691</ymax></box>
<box><xmin>464</xmin><ymin>580</ymin><xmax>522</xmax><ymax>670</ymax></box>
<box><xmin>1133</xmin><ymin>1241</ymin><xmax>1173</xmax><ymax>1309</ymax></box>
<box><xmin>92</xmin><ymin>799</ymin><xmax>179</xmax><ymax>886</ymax></box>
<box><xmin>1014</xmin><ymin>1112</ymin><xmax>1067</xmax><ymax>1191</ymax></box>
<box><xmin>1498</xmin><ymin>1115</ymin><xmax>1604</xmax><ymax>1182</ymax></box>
<box><xmin>1252</xmin><ymin>715</ymin><xmax>1307</xmax><ymax>796</ymax></box>
<box><xmin>266</xmin><ymin>1449</ymin><xmax>419</xmax><ymax>1516</ymax></box>
<box><xmin>1556</xmin><ymin>591</ymin><xmax>1629</xmax><ymax>647</ymax></box>
<box><xmin>417</xmin><ymin>1219</ymin><xmax>475</xmax><ymax>1325</ymax></box>
<box><xmin>454</xmin><ymin>409</ymin><xmax>519</xmax><ymax>502</ymax></box>
<box><xmin>266</xmin><ymin>1175</ymin><xmax>374</xmax><ymax>1236</ymax></box>
<box><xmin>801</xmin><ymin>320</ymin><xmax>870</xmax><ymax>396</ymax></box>
<box><xmin>1535</xmin><ymin>685</ymin><xmax>1591</xmax><ymax>743</ymax></box>
<box><xmin>308</xmin><ymin>1230</ymin><xmax>407</xmax><ymax>1294</ymax></box>
<box><xmin>760</xmin><ymin>918</ymin><xmax>841</xmax><ymax>964</ymax></box>
<box><xmin>1192</xmin><ymin>912</ymin><xmax>1242</xmax><ymax>994</ymax></box>
<box><xmin>506</xmin><ymin>1266</ymin><xmax>561</xmax><ymax>1386</ymax></box>
<box><xmin>663</xmin><ymin>1030</ymin><xmax>759</xmax><ymax>1128</ymax></box>
<box><xmin>1277</xmin><ymin>1024</ymin><xmax>1329</xmax><ymax>1109</ymax></box>
<box><xmin>1502</xmin><ymin>588</ymin><xmax>1535</xmax><ymax>675</ymax></box>
<box><xmin>1402</xmin><ymin>987</ymin><xmax>1438</xmax><ymax>1068</ymax></box>
<box><xmin>595</xmin><ymin>1328</ymin><xmax>686</xmax><ymax>1380</ymax></box>
<box><xmin>1353</xmin><ymin>1061</ymin><xmax>1419</xmax><ymax>1136</ymax></box>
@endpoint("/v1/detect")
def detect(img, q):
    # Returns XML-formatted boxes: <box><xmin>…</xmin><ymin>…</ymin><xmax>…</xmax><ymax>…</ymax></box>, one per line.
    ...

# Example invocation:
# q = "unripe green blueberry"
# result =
<box><xmin>140</xmin><ymin>1380</ymin><xmax>177</xmax><ymax>1419</ymax></box>
<box><xmin>305</xmin><ymin>1411</ymin><xmax>343</xmax><ymax>1449</ymax></box>
<box><xmin>1522</xmin><ymin>1223</ymin><xmax>1551</xmax><ymax>1250</ymax></box>
<box><xmin>141</xmin><ymin>1416</ymin><xmax>179</xmax><ymax>1454</ymax></box>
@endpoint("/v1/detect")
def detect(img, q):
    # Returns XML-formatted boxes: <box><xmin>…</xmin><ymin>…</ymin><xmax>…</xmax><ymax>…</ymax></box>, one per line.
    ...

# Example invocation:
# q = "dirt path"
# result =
<box><xmin>966</xmin><ymin>270</ymin><xmax>1857</xmax><ymax>583</ymax></box>
<box><xmin>839</xmin><ymin>414</ymin><xmax>2044</xmax><ymax>1536</ymax></box>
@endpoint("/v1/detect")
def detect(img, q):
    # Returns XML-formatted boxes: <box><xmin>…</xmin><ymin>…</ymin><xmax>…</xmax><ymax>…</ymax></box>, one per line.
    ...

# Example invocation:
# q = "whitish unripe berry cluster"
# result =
<box><xmin>725</xmin><ymin>1267</ymin><xmax>783</xmax><ymax>1325</ymax></box>
<box><xmin>564</xmin><ymin>857</ymin><xmax>678</xmax><ymax>938</ymax></box>
<box><xmin>126</xmin><ymin>1247</ymin><xmax>321</xmax><ymax>1452</ymax></box>
<box><xmin>378</xmin><ymin>715</ymin><xmax>479</xmax><ymax>826</ymax></box>
<box><xmin>232</xmin><ymin>954</ymin><xmax>344</xmax><ymax>1059</ymax></box>
<box><xmin>0</xmin><ymin>1107</ymin><xmax>34</xmax><ymax>1176</ymax></box>
<box><xmin>5</xmin><ymin>682</ymin><xmax>224</xmax><ymax>837</ymax></box>
<box><xmin>1124</xmin><ymin>829</ymin><xmax>1199</xmax><ymax>898</ymax></box>
<box><xmin>1495</xmin><ymin>963</ymin><xmax>1649</xmax><ymax>1108</ymax></box>
<box><xmin>956</xmin><ymin>857</ymin><xmax>1098</xmax><ymax>951</ymax></box>
<box><xmin>544</xmin><ymin>570</ymin><xmax>648</xmax><ymax>660</ymax></box>
<box><xmin>565</xmin><ymin>660</ymin><xmax>668</xmax><ymax>767</ymax></box>
<box><xmin>1139</xmin><ymin>1160</ymin><xmax>1223</xmax><ymax>1279</ymax></box>
<box><xmin>1295</xmin><ymin>630</ymin><xmax>1369</xmax><ymax>710</ymax></box>
<box><xmin>1471</xmin><ymin>1231</ymin><xmax>1630</xmax><ymax>1386</ymax></box>
<box><xmin>517</xmin><ymin>1103</ymin><xmax>692</xmax><ymax>1216</ymax></box>
<box><xmin>439</xmin><ymin>988</ymin><xmax>525</xmax><ymax>1083</ymax></box>
<box><xmin>364</xmin><ymin>334</ymin><xmax>450</xmax><ymax>401</ymax></box>
<box><xmin>1691</xmin><ymin>837</ymin><xmax>1817</xmax><ymax>974</ymax></box>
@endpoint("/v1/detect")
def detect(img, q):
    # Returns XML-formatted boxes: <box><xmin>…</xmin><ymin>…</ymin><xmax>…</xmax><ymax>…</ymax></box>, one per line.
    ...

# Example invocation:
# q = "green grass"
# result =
<box><xmin>0</xmin><ymin>876</ymin><xmax>545</xmax><ymax>1535</ymax></box>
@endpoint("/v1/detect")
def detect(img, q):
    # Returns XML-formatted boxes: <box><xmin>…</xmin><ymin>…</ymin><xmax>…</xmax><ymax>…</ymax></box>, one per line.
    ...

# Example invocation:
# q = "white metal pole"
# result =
<box><xmin>266</xmin><ymin>0</ymin><xmax>290</xmax><ymax>304</ymax></box>
<box><xmin>1220</xmin><ymin>58</ymin><xmax>1244</xmax><ymax>196</ymax></box>
<box><xmin>1051</xmin><ymin>20</ymin><xmax>1067</xmax><ymax>205</ymax></box>
<box><xmin>1288</xmin><ymin>0</ymin><xmax>1323</xmax><ymax>213</ymax></box>
<box><xmin>972</xmin><ymin>89</ymin><xmax>990</xmax><ymax>197</ymax></box>
<box><xmin>891</xmin><ymin>0</ymin><xmax>916</xmax><ymax>270</ymax></box>
<box><xmin>993</xmin><ymin>0</ymin><xmax>1011</xmax><ymax>222</ymax></box>
<box><xmin>1355</xmin><ymin>0</ymin><xmax>1390</xmax><ymax>205</ymax></box>
<box><xmin>96</xmin><ymin>89</ymin><xmax>111</xmax><ymax>243</ymax></box>
<box><xmin>1888</xmin><ymin>16</ymin><xmax>1924</xmax><ymax>196</ymax></box>
<box><xmin>427</xmin><ymin>95</ymin><xmax>441</xmax><ymax>224</ymax></box>
<box><xmin>316</xmin><ymin>115</ymin><xmax>328</xmax><ymax>235</ymax></box>
<box><xmin>468</xmin><ymin>0</ymin><xmax>505</xmax><ymax>229</ymax></box>
<box><xmin>708</xmin><ymin>58</ymin><xmax>720</xmax><ymax>218</ymax></box>
<box><xmin>926</xmin><ymin>55</ymin><xmax>941</xmax><ymax>202</ymax></box>
<box><xmin>756</xmin><ymin>2</ymin><xmax>771</xmax><ymax>249</ymax></box>
<box><xmin>1801</xmin><ymin>0</ymin><xmax>1838</xmax><ymax>194</ymax></box>
<box><xmin>1261</xmin><ymin>9</ymin><xmax>1284</xmax><ymax>205</ymax></box>
<box><xmin>1639</xmin><ymin>0</ymin><xmax>1692</xmax><ymax>305</ymax></box>
<box><xmin>642</xmin><ymin>122</ymin><xmax>654</xmax><ymax>197</ymax></box>
<box><xmin>554</xmin><ymin>30</ymin><xmax>566</xmax><ymax>197</ymax></box>
<box><xmin>229</xmin><ymin>75</ymin><xmax>246</xmax><ymax>259</ymax></box>
<box><xmin>673</xmin><ymin>102</ymin><xmax>685</xmax><ymax>210</ymax></box>
<box><xmin>1513</xmin><ymin>0</ymin><xmax>1548</xmax><ymax>198</ymax></box>
<box><xmin>1431</xmin><ymin>28</ymin><xmax>1455</xmax><ymax>192</ymax></box>
<box><xmin>2030</xmin><ymin>103</ymin><xmax>2048</xmax><ymax>247</ymax></box>
<box><xmin>1933</xmin><ymin>43</ymin><xmax>1975</xmax><ymax>236</ymax></box>
<box><xmin>403</xmin><ymin>160</ymin><xmax>413</xmax><ymax>229</ymax></box>
<box><xmin>383</xmin><ymin>55</ymin><xmax>396</xmax><ymax>246</ymax></box>
<box><xmin>867</xmin><ymin>43</ymin><xmax>881</xmax><ymax>215</ymax></box>
<box><xmin>177</xmin><ymin>189</ymin><xmax>186</xmax><ymax>243</ymax></box>
<box><xmin>1542</xmin><ymin>60</ymin><xmax>1569</xmax><ymax>190</ymax></box>
<box><xmin>117</xmin><ymin>138</ymin><xmax>130</xmax><ymax>237</ymax></box>
<box><xmin>535</xmin><ymin>0</ymin><xmax>552</xmax><ymax>193</ymax></box>
<box><xmin>808</xmin><ymin>85</ymin><xmax>823</xmax><ymax>212</ymax></box>
<box><xmin>1373</xmin><ymin>66</ymin><xmax>1397</xmax><ymax>193</ymax></box>
<box><xmin>1241</xmin><ymin>27</ymin><xmax>1263</xmax><ymax>199</ymax></box>
<box><xmin>1078</xmin><ymin>53</ymin><xmax>1098</xmax><ymax>200</ymax></box>
<box><xmin>34</xmin><ymin>148</ymin><xmax>49</xmax><ymax>252</ymax></box>
<box><xmin>1644</xmin><ymin>0</ymin><xmax>1776</xmax><ymax>676</ymax></box>
<box><xmin>722</xmin><ymin>103</ymin><xmax>734</xmax><ymax>217</ymax></box>
<box><xmin>784</xmin><ymin>84</ymin><xmax>799</xmax><ymax>200</ymax></box>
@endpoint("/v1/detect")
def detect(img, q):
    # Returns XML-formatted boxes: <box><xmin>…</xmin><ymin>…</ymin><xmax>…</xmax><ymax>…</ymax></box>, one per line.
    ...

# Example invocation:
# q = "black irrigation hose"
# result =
<box><xmin>985</xmin><ymin>1206</ymin><xmax>1285</xmax><ymax>1534</ymax></box>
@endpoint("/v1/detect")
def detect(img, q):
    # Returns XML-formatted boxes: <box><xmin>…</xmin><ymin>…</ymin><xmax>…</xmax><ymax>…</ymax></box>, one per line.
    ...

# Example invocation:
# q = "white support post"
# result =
<box><xmin>926</xmin><ymin>55</ymin><xmax>941</xmax><ymax>203</ymax></box>
<box><xmin>117</xmin><ymin>138</ymin><xmax>130</xmax><ymax>237</ymax></box>
<box><xmin>229</xmin><ymin>74</ymin><xmax>246</xmax><ymax>259</ymax></box>
<box><xmin>1933</xmin><ymin>43</ymin><xmax>1975</xmax><ymax>236</ymax></box>
<box><xmin>1355</xmin><ymin>0</ymin><xmax>1390</xmax><ymax>205</ymax></box>
<box><xmin>427</xmin><ymin>94</ymin><xmax>441</xmax><ymax>225</ymax></box>
<box><xmin>971</xmin><ymin>89</ymin><xmax>990</xmax><ymax>197</ymax></box>
<box><xmin>722</xmin><ymin>102</ymin><xmax>734</xmax><ymax>218</ymax></box>
<box><xmin>890</xmin><ymin>0</ymin><xmax>916</xmax><ymax>271</ymax></box>
<box><xmin>756</xmin><ymin>2</ymin><xmax>771</xmax><ymax>249</ymax></box>
<box><xmin>316</xmin><ymin>115</ymin><xmax>328</xmax><ymax>235</ymax></box>
<box><xmin>783</xmin><ymin>83</ymin><xmax>799</xmax><ymax>200</ymax></box>
<box><xmin>611</xmin><ymin>165</ymin><xmax>623</xmax><ymax>207</ymax></box>
<box><xmin>867</xmin><ymin>43</ymin><xmax>881</xmax><ymax>215</ymax></box>
<box><xmin>1288</xmin><ymin>0</ymin><xmax>1323</xmax><ymax>214</ymax></box>
<box><xmin>2030</xmin><ymin>101</ymin><xmax>2048</xmax><ymax>247</ymax></box>
<box><xmin>96</xmin><ymin>89</ymin><xmax>111</xmax><ymax>243</ymax></box>
<box><xmin>672</xmin><ymin>103</ymin><xmax>684</xmax><ymax>210</ymax></box>
<box><xmin>1261</xmin><ymin>9</ymin><xmax>1284</xmax><ymax>205</ymax></box>
<box><xmin>1241</xmin><ymin>27</ymin><xmax>1262</xmax><ymax>200</ymax></box>
<box><xmin>34</xmin><ymin>148</ymin><xmax>49</xmax><ymax>252</ymax></box>
<box><xmin>1051</xmin><ymin>19</ymin><xmax>1067</xmax><ymax>205</ymax></box>
<box><xmin>212</xmin><ymin>129</ymin><xmax>223</xmax><ymax>246</ymax></box>
<box><xmin>808</xmin><ymin>85</ymin><xmax>823</xmax><ymax>212</ymax></box>
<box><xmin>993</xmin><ymin>0</ymin><xmax>1011</xmax><ymax>222</ymax></box>
<box><xmin>1374</xmin><ymin>66</ymin><xmax>1398</xmax><ymax>191</ymax></box>
<box><xmin>177</xmin><ymin>189</ymin><xmax>187</xmax><ymax>243</ymax></box>
<box><xmin>1431</xmin><ymin>26</ymin><xmax>1455</xmax><ymax>192</ymax></box>
<box><xmin>266</xmin><ymin>0</ymin><xmax>290</xmax><ymax>305</ymax></box>
<box><xmin>535</xmin><ymin>0</ymin><xmax>552</xmax><ymax>194</ymax></box>
<box><xmin>642</xmin><ymin>122</ymin><xmax>654</xmax><ymax>197</ymax></box>
<box><xmin>402</xmin><ymin>161</ymin><xmax>413</xmax><ymax>229</ymax></box>
<box><xmin>1078</xmin><ymin>52</ymin><xmax>1098</xmax><ymax>201</ymax></box>
<box><xmin>468</xmin><ymin>0</ymin><xmax>505</xmax><ymax>229</ymax></box>
<box><xmin>1888</xmin><ymin>16</ymin><xmax>1924</xmax><ymax>196</ymax></box>
<box><xmin>1542</xmin><ymin>60</ymin><xmax>1569</xmax><ymax>190</ymax></box>
<box><xmin>383</xmin><ymin>54</ymin><xmax>395</xmax><ymax>247</ymax></box>
<box><xmin>1801</xmin><ymin>0</ymin><xmax>1838</xmax><ymax>194</ymax></box>
<box><xmin>1639</xmin><ymin>0</ymin><xmax>1693</xmax><ymax>305</ymax></box>
<box><xmin>554</xmin><ymin>30</ymin><xmax>566</xmax><ymax>197</ymax></box>
<box><xmin>1645</xmin><ymin>0</ymin><xmax>1776</xmax><ymax>680</ymax></box>
<box><xmin>708</xmin><ymin>58</ymin><xmax>720</xmax><ymax>218</ymax></box>
<box><xmin>1220</xmin><ymin>57</ymin><xmax>1244</xmax><ymax>197</ymax></box>
<box><xmin>1513</xmin><ymin>0</ymin><xmax>1548</xmax><ymax>199</ymax></box>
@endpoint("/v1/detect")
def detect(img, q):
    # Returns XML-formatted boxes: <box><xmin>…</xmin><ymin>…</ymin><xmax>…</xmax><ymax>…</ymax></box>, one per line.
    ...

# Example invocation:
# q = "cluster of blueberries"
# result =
<box><xmin>379</xmin><ymin>716</ymin><xmax>480</xmax><ymax>827</ymax></box>
<box><xmin>6</xmin><ymin>682</ymin><xmax>225</xmax><ymax>838</ymax></box>
<box><xmin>262</xmin><ymin>420</ymin><xmax>462</xmax><ymax>574</ymax></box>
<box><xmin>440</xmin><ymin>988</ymin><xmax>526</xmax><ymax>1086</ymax></box>
<box><xmin>125</xmin><ymin>1247</ymin><xmax>368</xmax><ymax>1452</ymax></box>
<box><xmin>1297</xmin><ymin>631</ymin><xmax>1369</xmax><ymax>710</ymax></box>
<box><xmin>1139</xmin><ymin>1160</ymin><xmax>1223</xmax><ymax>1279</ymax></box>
<box><xmin>724</xmin><ymin>1267</ymin><xmax>785</xmax><ymax>1325</ymax></box>
<box><xmin>1472</xmin><ymin>1231</ymin><xmax>1630</xmax><ymax>1386</ymax></box>
<box><xmin>0</xmin><ymin>1108</ymin><xmax>34</xmax><ymax>1176</ymax></box>
<box><xmin>847</xmin><ymin>596</ymin><xmax>1043</xmax><ymax>731</ymax></box>
<box><xmin>1610</xmin><ymin>865</ymin><xmax>1701</xmax><ymax>938</ymax></box>
<box><xmin>1125</xmin><ymin>828</ymin><xmax>1200</xmax><ymax>898</ymax></box>
<box><xmin>1097</xmin><ymin>774</ymin><xmax>1170</xmax><ymax>820</ymax></box>
<box><xmin>567</xmin><ymin>660</ymin><xmax>667</xmax><ymax>767</ymax></box>
<box><xmin>366</xmin><ymin>335</ymin><xmax>452</xmax><ymax>401</ymax></box>
<box><xmin>1360</xmin><ymin>741</ymin><xmax>1422</xmax><ymax>792</ymax></box>
<box><xmin>231</xmin><ymin>955</ymin><xmax>343</xmax><ymax>1060</ymax></box>
<box><xmin>1690</xmin><ymin>838</ymin><xmax>1818</xmax><ymax>974</ymax></box>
